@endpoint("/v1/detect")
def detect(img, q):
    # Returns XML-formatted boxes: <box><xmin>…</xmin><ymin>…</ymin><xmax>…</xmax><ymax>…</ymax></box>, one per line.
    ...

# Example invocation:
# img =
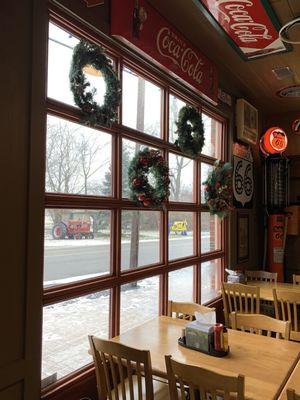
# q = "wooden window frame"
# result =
<box><xmin>42</xmin><ymin>4</ymin><xmax>229</xmax><ymax>396</ymax></box>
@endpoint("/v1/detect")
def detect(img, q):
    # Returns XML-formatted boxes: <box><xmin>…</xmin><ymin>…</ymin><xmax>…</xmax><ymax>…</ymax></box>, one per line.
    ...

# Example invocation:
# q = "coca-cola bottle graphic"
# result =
<box><xmin>133</xmin><ymin>0</ymin><xmax>140</xmax><ymax>38</ymax></box>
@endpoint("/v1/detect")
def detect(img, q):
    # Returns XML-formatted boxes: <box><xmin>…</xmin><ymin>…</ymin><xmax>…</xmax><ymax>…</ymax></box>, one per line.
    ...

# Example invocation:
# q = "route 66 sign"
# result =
<box><xmin>233</xmin><ymin>144</ymin><xmax>254</xmax><ymax>208</ymax></box>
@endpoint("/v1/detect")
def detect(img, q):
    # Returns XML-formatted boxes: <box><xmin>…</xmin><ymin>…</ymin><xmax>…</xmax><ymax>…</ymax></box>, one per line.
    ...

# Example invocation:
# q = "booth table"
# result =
<box><xmin>112</xmin><ymin>316</ymin><xmax>300</xmax><ymax>400</ymax></box>
<box><xmin>247</xmin><ymin>281</ymin><xmax>300</xmax><ymax>301</ymax></box>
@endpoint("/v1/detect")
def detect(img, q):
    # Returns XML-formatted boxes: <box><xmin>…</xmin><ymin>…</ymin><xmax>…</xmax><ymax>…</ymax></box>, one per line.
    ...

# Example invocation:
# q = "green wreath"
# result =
<box><xmin>69</xmin><ymin>40</ymin><xmax>121</xmax><ymax>127</ymax></box>
<box><xmin>203</xmin><ymin>161</ymin><xmax>234</xmax><ymax>218</ymax></box>
<box><xmin>128</xmin><ymin>148</ymin><xmax>170</xmax><ymax>207</ymax></box>
<box><xmin>175</xmin><ymin>106</ymin><xmax>205</xmax><ymax>157</ymax></box>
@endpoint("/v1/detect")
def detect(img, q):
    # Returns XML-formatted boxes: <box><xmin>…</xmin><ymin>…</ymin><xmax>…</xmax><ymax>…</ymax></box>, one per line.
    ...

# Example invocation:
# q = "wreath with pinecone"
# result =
<box><xmin>128</xmin><ymin>148</ymin><xmax>170</xmax><ymax>207</ymax></box>
<box><xmin>203</xmin><ymin>161</ymin><xmax>234</xmax><ymax>218</ymax></box>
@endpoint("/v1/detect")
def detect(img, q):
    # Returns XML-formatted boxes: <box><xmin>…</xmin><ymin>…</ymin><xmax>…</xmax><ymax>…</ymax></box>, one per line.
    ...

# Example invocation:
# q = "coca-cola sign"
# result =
<box><xmin>111</xmin><ymin>0</ymin><xmax>218</xmax><ymax>104</ymax></box>
<box><xmin>197</xmin><ymin>0</ymin><xmax>289</xmax><ymax>59</ymax></box>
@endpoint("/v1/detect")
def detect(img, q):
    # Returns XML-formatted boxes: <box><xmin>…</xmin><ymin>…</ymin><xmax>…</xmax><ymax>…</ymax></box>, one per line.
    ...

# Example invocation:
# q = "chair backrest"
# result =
<box><xmin>89</xmin><ymin>335</ymin><xmax>154</xmax><ymax>400</ymax></box>
<box><xmin>165</xmin><ymin>355</ymin><xmax>245</xmax><ymax>400</ymax></box>
<box><xmin>287</xmin><ymin>389</ymin><xmax>300</xmax><ymax>400</ymax></box>
<box><xmin>168</xmin><ymin>301</ymin><xmax>215</xmax><ymax>321</ymax></box>
<box><xmin>221</xmin><ymin>283</ymin><xmax>260</xmax><ymax>327</ymax></box>
<box><xmin>245</xmin><ymin>270</ymin><xmax>277</xmax><ymax>283</ymax></box>
<box><xmin>293</xmin><ymin>275</ymin><xmax>300</xmax><ymax>285</ymax></box>
<box><xmin>273</xmin><ymin>289</ymin><xmax>300</xmax><ymax>341</ymax></box>
<box><xmin>231</xmin><ymin>312</ymin><xmax>290</xmax><ymax>340</ymax></box>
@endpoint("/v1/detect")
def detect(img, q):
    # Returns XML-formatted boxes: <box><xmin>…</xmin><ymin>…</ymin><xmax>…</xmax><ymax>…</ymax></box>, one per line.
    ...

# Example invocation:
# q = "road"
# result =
<box><xmin>44</xmin><ymin>237</ymin><xmax>201</xmax><ymax>283</ymax></box>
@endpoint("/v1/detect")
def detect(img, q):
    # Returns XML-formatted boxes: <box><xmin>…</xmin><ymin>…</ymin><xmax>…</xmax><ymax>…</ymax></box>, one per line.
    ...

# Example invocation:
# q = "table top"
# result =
<box><xmin>112</xmin><ymin>316</ymin><xmax>300</xmax><ymax>400</ymax></box>
<box><xmin>279</xmin><ymin>359</ymin><xmax>300</xmax><ymax>399</ymax></box>
<box><xmin>247</xmin><ymin>281</ymin><xmax>300</xmax><ymax>301</ymax></box>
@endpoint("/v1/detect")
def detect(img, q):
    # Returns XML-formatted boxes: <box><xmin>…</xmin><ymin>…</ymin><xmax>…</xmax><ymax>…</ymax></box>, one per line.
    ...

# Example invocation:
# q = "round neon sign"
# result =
<box><xmin>260</xmin><ymin>127</ymin><xmax>288</xmax><ymax>155</ymax></box>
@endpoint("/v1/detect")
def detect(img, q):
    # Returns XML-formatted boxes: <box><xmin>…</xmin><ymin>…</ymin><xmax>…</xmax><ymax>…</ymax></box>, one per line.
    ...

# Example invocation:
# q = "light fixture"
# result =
<box><xmin>279</xmin><ymin>17</ymin><xmax>300</xmax><ymax>44</ymax></box>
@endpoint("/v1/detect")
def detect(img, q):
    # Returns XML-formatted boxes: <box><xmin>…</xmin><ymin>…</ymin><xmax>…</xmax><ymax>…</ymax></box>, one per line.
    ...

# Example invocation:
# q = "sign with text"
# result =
<box><xmin>111</xmin><ymin>0</ymin><xmax>218</xmax><ymax>104</ymax></box>
<box><xmin>198</xmin><ymin>0</ymin><xmax>288</xmax><ymax>59</ymax></box>
<box><xmin>233</xmin><ymin>144</ymin><xmax>253</xmax><ymax>208</ymax></box>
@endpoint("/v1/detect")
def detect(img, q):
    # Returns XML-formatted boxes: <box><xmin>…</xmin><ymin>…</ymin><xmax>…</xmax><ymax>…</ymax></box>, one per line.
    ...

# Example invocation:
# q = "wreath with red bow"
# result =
<box><xmin>128</xmin><ymin>148</ymin><xmax>170</xmax><ymax>207</ymax></box>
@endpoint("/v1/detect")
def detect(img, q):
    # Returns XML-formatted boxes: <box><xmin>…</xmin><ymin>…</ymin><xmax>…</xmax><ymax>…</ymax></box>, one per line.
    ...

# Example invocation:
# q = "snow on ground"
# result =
<box><xmin>42</xmin><ymin>270</ymin><xmax>219</xmax><ymax>384</ymax></box>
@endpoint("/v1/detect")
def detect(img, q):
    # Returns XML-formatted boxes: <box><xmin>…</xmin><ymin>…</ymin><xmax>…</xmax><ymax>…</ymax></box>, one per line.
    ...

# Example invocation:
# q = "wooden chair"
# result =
<box><xmin>89</xmin><ymin>336</ymin><xmax>169</xmax><ymax>400</ymax></box>
<box><xmin>273</xmin><ymin>289</ymin><xmax>300</xmax><ymax>342</ymax></box>
<box><xmin>165</xmin><ymin>355</ymin><xmax>245</xmax><ymax>400</ymax></box>
<box><xmin>293</xmin><ymin>275</ymin><xmax>300</xmax><ymax>285</ymax></box>
<box><xmin>221</xmin><ymin>282</ymin><xmax>260</xmax><ymax>327</ymax></box>
<box><xmin>167</xmin><ymin>301</ymin><xmax>215</xmax><ymax>321</ymax></box>
<box><xmin>245</xmin><ymin>270</ymin><xmax>277</xmax><ymax>283</ymax></box>
<box><xmin>287</xmin><ymin>389</ymin><xmax>300</xmax><ymax>400</ymax></box>
<box><xmin>231</xmin><ymin>312</ymin><xmax>290</xmax><ymax>340</ymax></box>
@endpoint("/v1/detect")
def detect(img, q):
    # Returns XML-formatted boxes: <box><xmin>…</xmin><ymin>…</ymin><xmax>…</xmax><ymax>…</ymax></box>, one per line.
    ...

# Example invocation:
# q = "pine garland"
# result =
<box><xmin>69</xmin><ymin>40</ymin><xmax>121</xmax><ymax>127</ymax></box>
<box><xmin>203</xmin><ymin>161</ymin><xmax>234</xmax><ymax>218</ymax></box>
<box><xmin>128</xmin><ymin>148</ymin><xmax>170</xmax><ymax>207</ymax></box>
<box><xmin>175</xmin><ymin>106</ymin><xmax>205</xmax><ymax>158</ymax></box>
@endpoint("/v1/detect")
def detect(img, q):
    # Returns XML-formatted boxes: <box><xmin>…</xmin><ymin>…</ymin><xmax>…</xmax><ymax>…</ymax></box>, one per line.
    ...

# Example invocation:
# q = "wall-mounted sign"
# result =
<box><xmin>195</xmin><ymin>0</ymin><xmax>289</xmax><ymax>60</ymax></box>
<box><xmin>233</xmin><ymin>143</ymin><xmax>253</xmax><ymax>208</ymax></box>
<box><xmin>218</xmin><ymin>88</ymin><xmax>232</xmax><ymax>106</ymax></box>
<box><xmin>277</xmin><ymin>85</ymin><xmax>300</xmax><ymax>98</ymax></box>
<box><xmin>260</xmin><ymin>127</ymin><xmax>288</xmax><ymax>155</ymax></box>
<box><xmin>292</xmin><ymin>119</ymin><xmax>300</xmax><ymax>135</ymax></box>
<box><xmin>236</xmin><ymin>99</ymin><xmax>258</xmax><ymax>145</ymax></box>
<box><xmin>111</xmin><ymin>0</ymin><xmax>218</xmax><ymax>104</ymax></box>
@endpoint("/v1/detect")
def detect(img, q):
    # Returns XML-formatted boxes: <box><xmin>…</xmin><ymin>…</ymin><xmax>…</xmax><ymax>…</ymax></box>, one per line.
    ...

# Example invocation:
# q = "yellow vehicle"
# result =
<box><xmin>169</xmin><ymin>220</ymin><xmax>188</xmax><ymax>236</ymax></box>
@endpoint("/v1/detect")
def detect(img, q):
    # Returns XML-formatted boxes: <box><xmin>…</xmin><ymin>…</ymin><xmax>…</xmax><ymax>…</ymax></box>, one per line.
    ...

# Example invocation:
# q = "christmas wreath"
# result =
<box><xmin>69</xmin><ymin>40</ymin><xmax>121</xmax><ymax>127</ymax></box>
<box><xmin>203</xmin><ymin>161</ymin><xmax>234</xmax><ymax>218</ymax></box>
<box><xmin>175</xmin><ymin>106</ymin><xmax>205</xmax><ymax>157</ymax></box>
<box><xmin>128</xmin><ymin>148</ymin><xmax>170</xmax><ymax>207</ymax></box>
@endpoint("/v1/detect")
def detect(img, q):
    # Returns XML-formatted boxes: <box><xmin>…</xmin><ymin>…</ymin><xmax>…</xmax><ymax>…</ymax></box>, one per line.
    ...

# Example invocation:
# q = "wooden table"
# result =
<box><xmin>112</xmin><ymin>316</ymin><xmax>300</xmax><ymax>400</ymax></box>
<box><xmin>279</xmin><ymin>359</ymin><xmax>300</xmax><ymax>399</ymax></box>
<box><xmin>247</xmin><ymin>281</ymin><xmax>300</xmax><ymax>302</ymax></box>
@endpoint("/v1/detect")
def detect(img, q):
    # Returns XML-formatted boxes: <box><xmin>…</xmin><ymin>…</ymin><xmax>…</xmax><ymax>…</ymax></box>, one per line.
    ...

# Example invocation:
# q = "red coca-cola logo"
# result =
<box><xmin>157</xmin><ymin>27</ymin><xmax>204</xmax><ymax>84</ymax></box>
<box><xmin>215</xmin><ymin>0</ymin><xmax>273</xmax><ymax>44</ymax></box>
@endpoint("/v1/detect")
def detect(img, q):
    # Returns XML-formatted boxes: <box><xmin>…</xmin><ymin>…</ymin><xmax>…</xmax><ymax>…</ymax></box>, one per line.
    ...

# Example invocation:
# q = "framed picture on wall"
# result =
<box><xmin>237</xmin><ymin>213</ymin><xmax>249</xmax><ymax>263</ymax></box>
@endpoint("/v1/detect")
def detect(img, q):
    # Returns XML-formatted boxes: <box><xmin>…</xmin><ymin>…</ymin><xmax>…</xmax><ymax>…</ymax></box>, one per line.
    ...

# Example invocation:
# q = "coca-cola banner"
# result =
<box><xmin>111</xmin><ymin>0</ymin><xmax>218</xmax><ymax>104</ymax></box>
<box><xmin>198</xmin><ymin>0</ymin><xmax>288</xmax><ymax>59</ymax></box>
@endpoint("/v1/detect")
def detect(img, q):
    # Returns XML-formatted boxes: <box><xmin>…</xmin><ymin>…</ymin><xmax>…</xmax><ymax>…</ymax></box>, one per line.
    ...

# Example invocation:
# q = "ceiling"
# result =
<box><xmin>148</xmin><ymin>0</ymin><xmax>300</xmax><ymax>116</ymax></box>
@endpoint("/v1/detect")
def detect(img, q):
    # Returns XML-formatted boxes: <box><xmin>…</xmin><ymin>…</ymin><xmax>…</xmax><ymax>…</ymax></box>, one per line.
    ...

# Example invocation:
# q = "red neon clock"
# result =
<box><xmin>260</xmin><ymin>127</ymin><xmax>288</xmax><ymax>155</ymax></box>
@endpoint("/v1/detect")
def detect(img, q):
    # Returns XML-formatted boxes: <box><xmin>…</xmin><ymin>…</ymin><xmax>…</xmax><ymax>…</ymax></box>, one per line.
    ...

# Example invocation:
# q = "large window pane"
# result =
<box><xmin>122</xmin><ymin>138</ymin><xmax>157</xmax><ymax>198</ymax></box>
<box><xmin>169</xmin><ymin>212</ymin><xmax>194</xmax><ymax>260</ymax></box>
<box><xmin>121</xmin><ymin>211</ymin><xmax>160</xmax><ymax>270</ymax></box>
<box><xmin>169</xmin><ymin>153</ymin><xmax>194</xmax><ymax>202</ymax></box>
<box><xmin>202</xmin><ymin>114</ymin><xmax>222</xmax><ymax>159</ymax></box>
<box><xmin>48</xmin><ymin>23</ymin><xmax>109</xmax><ymax>108</ymax></box>
<box><xmin>201</xmin><ymin>163</ymin><xmax>213</xmax><ymax>203</ymax></box>
<box><xmin>42</xmin><ymin>290</ymin><xmax>109</xmax><ymax>386</ymax></box>
<box><xmin>122</xmin><ymin>67</ymin><xmax>161</xmax><ymax>137</ymax></box>
<box><xmin>44</xmin><ymin>209</ymin><xmax>111</xmax><ymax>287</ymax></box>
<box><xmin>201</xmin><ymin>213</ymin><xmax>221</xmax><ymax>253</ymax></box>
<box><xmin>169</xmin><ymin>94</ymin><xmax>186</xmax><ymax>143</ymax></box>
<box><xmin>120</xmin><ymin>277</ymin><xmax>159</xmax><ymax>334</ymax></box>
<box><xmin>201</xmin><ymin>259</ymin><xmax>222</xmax><ymax>303</ymax></box>
<box><xmin>169</xmin><ymin>267</ymin><xmax>194</xmax><ymax>302</ymax></box>
<box><xmin>46</xmin><ymin>115</ymin><xmax>112</xmax><ymax>196</ymax></box>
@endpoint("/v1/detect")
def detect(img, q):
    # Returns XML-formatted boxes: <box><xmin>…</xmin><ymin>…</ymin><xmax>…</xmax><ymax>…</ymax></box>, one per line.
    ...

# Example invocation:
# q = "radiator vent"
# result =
<box><xmin>272</xmin><ymin>66</ymin><xmax>294</xmax><ymax>80</ymax></box>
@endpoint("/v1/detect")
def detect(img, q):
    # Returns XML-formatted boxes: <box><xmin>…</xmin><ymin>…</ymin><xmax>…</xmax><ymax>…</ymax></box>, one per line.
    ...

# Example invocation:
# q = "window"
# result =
<box><xmin>201</xmin><ymin>259</ymin><xmax>222</xmax><ymax>304</ymax></box>
<box><xmin>120</xmin><ymin>277</ymin><xmax>159</xmax><ymax>334</ymax></box>
<box><xmin>121</xmin><ymin>210</ymin><xmax>161</xmax><ymax>270</ymax></box>
<box><xmin>46</xmin><ymin>116</ymin><xmax>112</xmax><ymax>196</ymax></box>
<box><xmin>122</xmin><ymin>67</ymin><xmax>162</xmax><ymax>138</ymax></box>
<box><xmin>169</xmin><ymin>153</ymin><xmax>194</xmax><ymax>202</ymax></box>
<box><xmin>169</xmin><ymin>211</ymin><xmax>194</xmax><ymax>260</ymax></box>
<box><xmin>169</xmin><ymin>267</ymin><xmax>194</xmax><ymax>302</ymax></box>
<box><xmin>42</xmin><ymin>16</ymin><xmax>227</xmax><ymax>391</ymax></box>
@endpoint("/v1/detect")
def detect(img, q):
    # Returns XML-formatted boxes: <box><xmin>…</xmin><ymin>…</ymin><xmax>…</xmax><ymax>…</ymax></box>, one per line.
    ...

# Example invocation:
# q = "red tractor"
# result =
<box><xmin>52</xmin><ymin>220</ymin><xmax>94</xmax><ymax>240</ymax></box>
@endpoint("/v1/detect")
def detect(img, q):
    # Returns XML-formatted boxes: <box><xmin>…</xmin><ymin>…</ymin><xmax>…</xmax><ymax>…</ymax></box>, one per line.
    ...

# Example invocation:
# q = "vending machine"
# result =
<box><xmin>261</xmin><ymin>127</ymin><xmax>289</xmax><ymax>282</ymax></box>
